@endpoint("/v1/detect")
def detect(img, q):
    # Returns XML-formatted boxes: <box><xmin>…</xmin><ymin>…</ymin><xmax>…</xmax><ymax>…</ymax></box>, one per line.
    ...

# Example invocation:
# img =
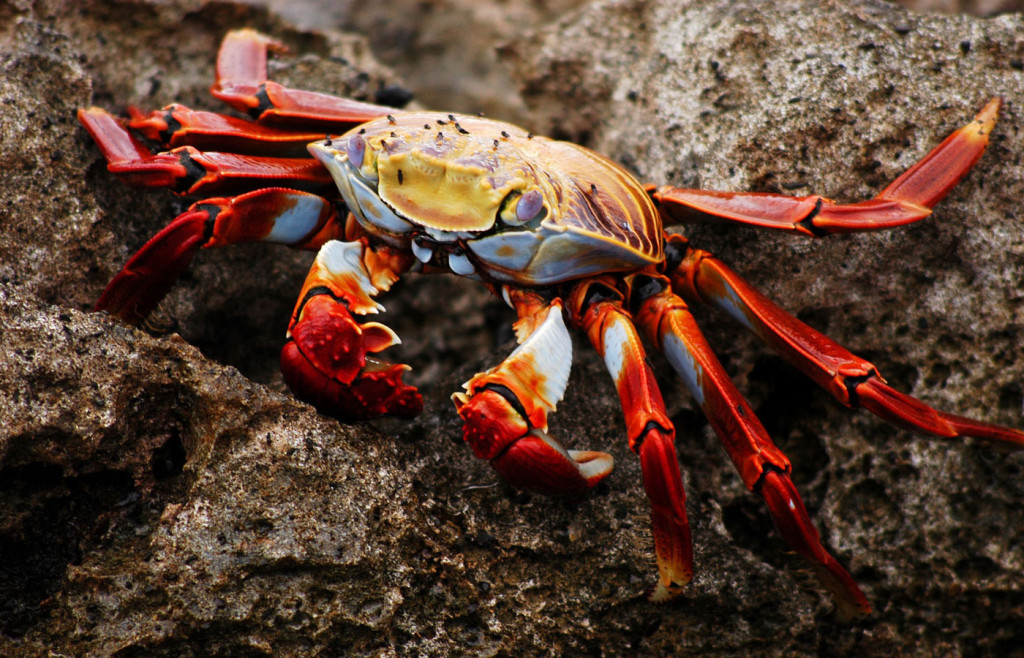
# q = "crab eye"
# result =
<box><xmin>499</xmin><ymin>189</ymin><xmax>547</xmax><ymax>228</ymax></box>
<box><xmin>346</xmin><ymin>134</ymin><xmax>366</xmax><ymax>168</ymax></box>
<box><xmin>517</xmin><ymin>190</ymin><xmax>545</xmax><ymax>222</ymax></box>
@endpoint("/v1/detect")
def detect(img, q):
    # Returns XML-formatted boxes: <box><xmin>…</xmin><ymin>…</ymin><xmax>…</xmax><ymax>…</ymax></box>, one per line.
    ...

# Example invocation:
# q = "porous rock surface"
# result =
<box><xmin>1</xmin><ymin>0</ymin><xmax>1022</xmax><ymax>655</ymax></box>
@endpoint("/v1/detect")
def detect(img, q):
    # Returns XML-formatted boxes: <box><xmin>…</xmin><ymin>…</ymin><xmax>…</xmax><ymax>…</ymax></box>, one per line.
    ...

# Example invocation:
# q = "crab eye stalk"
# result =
<box><xmin>499</xmin><ymin>189</ymin><xmax>547</xmax><ymax>229</ymax></box>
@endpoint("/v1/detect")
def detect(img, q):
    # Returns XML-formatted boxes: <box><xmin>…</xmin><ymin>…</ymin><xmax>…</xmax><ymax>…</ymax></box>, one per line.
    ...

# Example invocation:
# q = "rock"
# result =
<box><xmin>246</xmin><ymin>0</ymin><xmax>591</xmax><ymax>121</ymax></box>
<box><xmin>508</xmin><ymin>0</ymin><xmax>1024</xmax><ymax>652</ymax></box>
<box><xmin>0</xmin><ymin>0</ymin><xmax>1022</xmax><ymax>655</ymax></box>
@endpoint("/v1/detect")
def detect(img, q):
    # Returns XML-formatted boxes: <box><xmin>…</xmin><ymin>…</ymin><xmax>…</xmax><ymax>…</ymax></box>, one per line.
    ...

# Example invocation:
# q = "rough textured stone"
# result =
<box><xmin>1</xmin><ymin>0</ymin><xmax>1022</xmax><ymax>655</ymax></box>
<box><xmin>240</xmin><ymin>0</ymin><xmax>591</xmax><ymax>121</ymax></box>
<box><xmin>506</xmin><ymin>0</ymin><xmax>1024</xmax><ymax>652</ymax></box>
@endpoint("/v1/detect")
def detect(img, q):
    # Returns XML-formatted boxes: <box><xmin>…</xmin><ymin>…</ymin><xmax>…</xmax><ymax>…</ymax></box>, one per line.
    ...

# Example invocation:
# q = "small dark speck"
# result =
<box><xmin>493</xmin><ymin>139</ymin><xmax>500</xmax><ymax>148</ymax></box>
<box><xmin>477</xmin><ymin>111</ymin><xmax>485</xmax><ymax>117</ymax></box>
<box><xmin>386</xmin><ymin>114</ymin><xmax>396</xmax><ymax>124</ymax></box>
<box><xmin>590</xmin><ymin>183</ymin><xmax>597</xmax><ymax>194</ymax></box>
<box><xmin>456</xmin><ymin>123</ymin><xmax>469</xmax><ymax>135</ymax></box>
<box><xmin>474</xmin><ymin>530</ymin><xmax>497</xmax><ymax>548</ymax></box>
<box><xmin>324</xmin><ymin>134</ymin><xmax>332</xmax><ymax>145</ymax></box>
<box><xmin>424</xmin><ymin>123</ymin><xmax>431</xmax><ymax>129</ymax></box>
<box><xmin>892</xmin><ymin>22</ymin><xmax>912</xmax><ymax>35</ymax></box>
<box><xmin>437</xmin><ymin>118</ymin><xmax>447</xmax><ymax>125</ymax></box>
<box><xmin>627</xmin><ymin>90</ymin><xmax>639</xmax><ymax>101</ymax></box>
<box><xmin>527</xmin><ymin>132</ymin><xmax>534</xmax><ymax>139</ymax></box>
<box><xmin>437</xmin><ymin>131</ymin><xmax>444</xmax><ymax>141</ymax></box>
<box><xmin>448</xmin><ymin>113</ymin><xmax>456</xmax><ymax>121</ymax></box>
<box><xmin>359</xmin><ymin>128</ymin><xmax>366</xmax><ymax>134</ymax></box>
<box><xmin>390</xmin><ymin>131</ymin><xmax>397</xmax><ymax>138</ymax></box>
<box><xmin>1011</xmin><ymin>59</ymin><xmax>1024</xmax><ymax>71</ymax></box>
<box><xmin>960</xmin><ymin>40</ymin><xmax>971</xmax><ymax>54</ymax></box>
<box><xmin>500</xmin><ymin>130</ymin><xmax>510</xmax><ymax>139</ymax></box>
<box><xmin>398</xmin><ymin>169</ymin><xmax>404</xmax><ymax>184</ymax></box>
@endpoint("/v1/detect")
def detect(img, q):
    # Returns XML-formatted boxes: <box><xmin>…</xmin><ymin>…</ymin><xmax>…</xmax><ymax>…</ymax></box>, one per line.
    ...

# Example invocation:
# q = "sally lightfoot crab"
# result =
<box><xmin>78</xmin><ymin>29</ymin><xmax>1024</xmax><ymax>617</ymax></box>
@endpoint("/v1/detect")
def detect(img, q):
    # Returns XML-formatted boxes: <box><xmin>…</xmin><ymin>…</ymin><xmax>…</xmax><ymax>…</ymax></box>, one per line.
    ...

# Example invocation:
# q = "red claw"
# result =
<box><xmin>456</xmin><ymin>387</ymin><xmax>612</xmax><ymax>499</ymax></box>
<box><xmin>454</xmin><ymin>299</ymin><xmax>615</xmax><ymax>499</ymax></box>
<box><xmin>281</xmin><ymin>294</ymin><xmax>421</xmax><ymax>420</ymax></box>
<box><xmin>491</xmin><ymin>433</ymin><xmax>612</xmax><ymax>500</ymax></box>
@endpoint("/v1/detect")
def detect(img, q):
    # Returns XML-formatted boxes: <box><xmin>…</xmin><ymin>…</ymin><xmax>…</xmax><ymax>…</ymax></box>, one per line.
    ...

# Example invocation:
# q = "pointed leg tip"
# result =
<box><xmin>978</xmin><ymin>97</ymin><xmax>1003</xmax><ymax>125</ymax></box>
<box><xmin>818</xmin><ymin>568</ymin><xmax>872</xmax><ymax>621</ymax></box>
<box><xmin>648</xmin><ymin>575</ymin><xmax>691</xmax><ymax>603</ymax></box>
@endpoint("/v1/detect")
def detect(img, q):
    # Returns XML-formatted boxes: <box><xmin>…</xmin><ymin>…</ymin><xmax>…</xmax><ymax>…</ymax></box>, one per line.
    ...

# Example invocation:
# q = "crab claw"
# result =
<box><xmin>281</xmin><ymin>295</ymin><xmax>421</xmax><ymax>420</ymax></box>
<box><xmin>281</xmin><ymin>240</ymin><xmax>422</xmax><ymax>420</ymax></box>
<box><xmin>454</xmin><ymin>390</ymin><xmax>614</xmax><ymax>498</ymax></box>
<box><xmin>453</xmin><ymin>302</ymin><xmax>614</xmax><ymax>498</ymax></box>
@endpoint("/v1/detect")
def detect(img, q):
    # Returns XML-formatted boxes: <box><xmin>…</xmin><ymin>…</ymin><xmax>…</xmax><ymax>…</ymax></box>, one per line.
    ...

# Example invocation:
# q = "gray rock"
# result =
<box><xmin>0</xmin><ymin>0</ymin><xmax>1021</xmax><ymax>655</ymax></box>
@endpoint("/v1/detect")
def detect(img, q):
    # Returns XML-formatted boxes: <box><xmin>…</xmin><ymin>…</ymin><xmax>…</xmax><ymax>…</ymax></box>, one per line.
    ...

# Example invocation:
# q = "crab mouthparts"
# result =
<box><xmin>308</xmin><ymin>141</ymin><xmax>348</xmax><ymax>175</ymax></box>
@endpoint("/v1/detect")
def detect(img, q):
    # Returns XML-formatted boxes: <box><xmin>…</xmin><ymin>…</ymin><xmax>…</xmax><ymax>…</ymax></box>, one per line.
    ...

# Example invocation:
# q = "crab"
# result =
<box><xmin>78</xmin><ymin>29</ymin><xmax>1024</xmax><ymax>618</ymax></box>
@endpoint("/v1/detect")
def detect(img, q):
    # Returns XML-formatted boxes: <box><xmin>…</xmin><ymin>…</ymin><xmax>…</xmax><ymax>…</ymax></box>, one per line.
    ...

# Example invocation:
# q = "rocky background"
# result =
<box><xmin>2</xmin><ymin>0</ymin><xmax>1023</xmax><ymax>655</ymax></box>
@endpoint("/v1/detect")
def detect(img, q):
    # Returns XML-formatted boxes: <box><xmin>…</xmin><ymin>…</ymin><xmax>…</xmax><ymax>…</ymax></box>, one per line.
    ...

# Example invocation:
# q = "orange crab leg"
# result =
<box><xmin>282</xmin><ymin>239</ymin><xmax>421</xmax><ymax>420</ymax></box>
<box><xmin>211</xmin><ymin>29</ymin><xmax>397</xmax><ymax>131</ymax></box>
<box><xmin>79</xmin><ymin>107</ymin><xmax>332</xmax><ymax>196</ymax></box>
<box><xmin>95</xmin><ymin>188</ymin><xmax>345</xmax><ymax>324</ymax></box>
<box><xmin>453</xmin><ymin>292</ymin><xmax>614</xmax><ymax>499</ymax></box>
<box><xmin>567</xmin><ymin>280</ymin><xmax>693</xmax><ymax>601</ymax></box>
<box><xmin>127</xmin><ymin>104</ymin><xmax>327</xmax><ymax>157</ymax></box>
<box><xmin>632</xmin><ymin>279</ymin><xmax>872</xmax><ymax>618</ymax></box>
<box><xmin>653</xmin><ymin>98</ymin><xmax>1000</xmax><ymax>236</ymax></box>
<box><xmin>665</xmin><ymin>236</ymin><xmax>1024</xmax><ymax>449</ymax></box>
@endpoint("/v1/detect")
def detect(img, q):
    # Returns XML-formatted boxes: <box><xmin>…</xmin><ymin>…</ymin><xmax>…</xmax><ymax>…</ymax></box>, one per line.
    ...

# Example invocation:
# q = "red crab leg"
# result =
<box><xmin>567</xmin><ymin>280</ymin><xmax>693</xmax><ymax>601</ymax></box>
<box><xmin>211</xmin><ymin>29</ymin><xmax>395</xmax><ymax>131</ymax></box>
<box><xmin>632</xmin><ymin>277</ymin><xmax>872</xmax><ymax>619</ymax></box>
<box><xmin>281</xmin><ymin>239</ymin><xmax>422</xmax><ymax>420</ymax></box>
<box><xmin>653</xmin><ymin>98</ymin><xmax>1000</xmax><ymax>236</ymax></box>
<box><xmin>666</xmin><ymin>235</ymin><xmax>1024</xmax><ymax>448</ymax></box>
<box><xmin>453</xmin><ymin>291</ymin><xmax>614</xmax><ymax>499</ymax></box>
<box><xmin>127</xmin><ymin>104</ymin><xmax>327</xmax><ymax>157</ymax></box>
<box><xmin>96</xmin><ymin>188</ymin><xmax>345</xmax><ymax>324</ymax></box>
<box><xmin>78</xmin><ymin>107</ymin><xmax>331</xmax><ymax>196</ymax></box>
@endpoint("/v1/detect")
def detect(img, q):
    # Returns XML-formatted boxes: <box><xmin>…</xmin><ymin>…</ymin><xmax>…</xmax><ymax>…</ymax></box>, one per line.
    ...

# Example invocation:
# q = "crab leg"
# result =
<box><xmin>665</xmin><ymin>236</ymin><xmax>1024</xmax><ymax>448</ymax></box>
<box><xmin>632</xmin><ymin>277</ymin><xmax>872</xmax><ymax>619</ymax></box>
<box><xmin>127</xmin><ymin>104</ymin><xmax>327</xmax><ymax>157</ymax></box>
<box><xmin>453</xmin><ymin>291</ymin><xmax>614</xmax><ymax>498</ymax></box>
<box><xmin>211</xmin><ymin>29</ymin><xmax>396</xmax><ymax>131</ymax></box>
<box><xmin>653</xmin><ymin>98</ymin><xmax>1000</xmax><ymax>236</ymax></box>
<box><xmin>566</xmin><ymin>280</ymin><xmax>693</xmax><ymax>601</ymax></box>
<box><xmin>95</xmin><ymin>188</ymin><xmax>345</xmax><ymax>324</ymax></box>
<box><xmin>79</xmin><ymin>107</ymin><xmax>332</xmax><ymax>196</ymax></box>
<box><xmin>282</xmin><ymin>239</ymin><xmax>421</xmax><ymax>420</ymax></box>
